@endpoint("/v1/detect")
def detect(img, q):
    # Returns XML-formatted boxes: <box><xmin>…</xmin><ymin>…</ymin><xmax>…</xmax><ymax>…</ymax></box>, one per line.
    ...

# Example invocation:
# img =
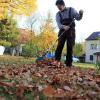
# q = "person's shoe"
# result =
<box><xmin>67</xmin><ymin>65</ymin><xmax>75</xmax><ymax>68</ymax></box>
<box><xmin>66</xmin><ymin>64</ymin><xmax>72</xmax><ymax>68</ymax></box>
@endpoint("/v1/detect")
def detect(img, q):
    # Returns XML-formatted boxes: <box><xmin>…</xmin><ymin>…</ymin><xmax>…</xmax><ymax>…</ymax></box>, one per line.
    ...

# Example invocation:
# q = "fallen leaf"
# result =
<box><xmin>43</xmin><ymin>85</ymin><xmax>55</xmax><ymax>97</ymax></box>
<box><xmin>54</xmin><ymin>88</ymin><xmax>66</xmax><ymax>98</ymax></box>
<box><xmin>16</xmin><ymin>83</ymin><xmax>25</xmax><ymax>99</ymax></box>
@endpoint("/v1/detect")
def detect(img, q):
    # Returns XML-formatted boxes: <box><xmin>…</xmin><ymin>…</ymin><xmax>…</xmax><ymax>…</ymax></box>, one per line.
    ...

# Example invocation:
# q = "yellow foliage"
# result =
<box><xmin>37</xmin><ymin>23</ymin><xmax>57</xmax><ymax>51</ymax></box>
<box><xmin>0</xmin><ymin>0</ymin><xmax>37</xmax><ymax>20</ymax></box>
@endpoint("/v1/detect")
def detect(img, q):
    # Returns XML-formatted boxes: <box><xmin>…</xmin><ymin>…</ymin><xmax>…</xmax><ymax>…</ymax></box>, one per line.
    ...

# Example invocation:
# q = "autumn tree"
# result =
<box><xmin>17</xmin><ymin>29</ymin><xmax>36</xmax><ymax>57</ymax></box>
<box><xmin>22</xmin><ymin>13</ymin><xmax>57</xmax><ymax>57</ymax></box>
<box><xmin>0</xmin><ymin>0</ymin><xmax>37</xmax><ymax>20</ymax></box>
<box><xmin>17</xmin><ymin>28</ymin><xmax>35</xmax><ymax>45</ymax></box>
<box><xmin>36</xmin><ymin>13</ymin><xmax>57</xmax><ymax>52</ymax></box>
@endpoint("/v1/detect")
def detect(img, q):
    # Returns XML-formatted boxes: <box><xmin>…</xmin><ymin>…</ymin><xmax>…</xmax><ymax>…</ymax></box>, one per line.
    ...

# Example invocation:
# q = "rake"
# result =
<box><xmin>36</xmin><ymin>19</ymin><xmax>75</xmax><ymax>62</ymax></box>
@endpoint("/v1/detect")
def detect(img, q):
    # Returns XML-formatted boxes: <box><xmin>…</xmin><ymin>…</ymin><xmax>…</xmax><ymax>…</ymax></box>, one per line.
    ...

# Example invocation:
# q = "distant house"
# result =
<box><xmin>85</xmin><ymin>32</ymin><xmax>100</xmax><ymax>63</ymax></box>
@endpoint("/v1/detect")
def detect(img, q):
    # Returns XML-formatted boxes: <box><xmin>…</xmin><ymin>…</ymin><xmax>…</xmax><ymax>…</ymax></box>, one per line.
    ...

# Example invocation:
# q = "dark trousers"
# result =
<box><xmin>55</xmin><ymin>29</ymin><xmax>75</xmax><ymax>66</ymax></box>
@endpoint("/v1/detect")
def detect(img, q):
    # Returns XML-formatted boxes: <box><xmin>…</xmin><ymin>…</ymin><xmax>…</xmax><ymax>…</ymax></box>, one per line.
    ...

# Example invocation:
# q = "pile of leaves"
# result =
<box><xmin>0</xmin><ymin>59</ymin><xmax>100</xmax><ymax>100</ymax></box>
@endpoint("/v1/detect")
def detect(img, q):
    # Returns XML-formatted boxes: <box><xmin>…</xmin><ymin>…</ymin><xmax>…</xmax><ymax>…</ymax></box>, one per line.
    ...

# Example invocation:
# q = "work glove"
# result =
<box><xmin>63</xmin><ymin>25</ymin><xmax>70</xmax><ymax>31</ymax></box>
<box><xmin>79</xmin><ymin>9</ymin><xmax>84</xmax><ymax>16</ymax></box>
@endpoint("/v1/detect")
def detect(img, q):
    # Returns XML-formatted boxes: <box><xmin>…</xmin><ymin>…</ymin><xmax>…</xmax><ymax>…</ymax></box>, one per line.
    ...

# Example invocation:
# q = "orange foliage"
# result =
<box><xmin>17</xmin><ymin>28</ymin><xmax>35</xmax><ymax>44</ymax></box>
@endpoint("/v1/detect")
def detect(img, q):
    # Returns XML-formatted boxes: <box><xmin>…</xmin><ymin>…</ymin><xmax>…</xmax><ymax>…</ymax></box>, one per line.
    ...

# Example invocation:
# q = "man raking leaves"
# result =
<box><xmin>55</xmin><ymin>0</ymin><xmax>83</xmax><ymax>67</ymax></box>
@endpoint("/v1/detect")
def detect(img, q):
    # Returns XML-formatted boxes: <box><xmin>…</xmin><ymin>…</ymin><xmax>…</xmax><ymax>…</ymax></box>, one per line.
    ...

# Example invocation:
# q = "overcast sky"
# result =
<box><xmin>18</xmin><ymin>0</ymin><xmax>100</xmax><ymax>42</ymax></box>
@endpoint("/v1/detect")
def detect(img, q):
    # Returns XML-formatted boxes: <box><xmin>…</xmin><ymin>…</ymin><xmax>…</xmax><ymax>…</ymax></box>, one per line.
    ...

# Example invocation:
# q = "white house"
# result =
<box><xmin>85</xmin><ymin>32</ymin><xmax>100</xmax><ymax>63</ymax></box>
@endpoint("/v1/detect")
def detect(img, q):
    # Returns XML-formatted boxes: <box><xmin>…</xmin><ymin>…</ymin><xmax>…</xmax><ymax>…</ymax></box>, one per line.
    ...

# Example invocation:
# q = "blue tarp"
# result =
<box><xmin>46</xmin><ymin>52</ymin><xmax>54</xmax><ymax>58</ymax></box>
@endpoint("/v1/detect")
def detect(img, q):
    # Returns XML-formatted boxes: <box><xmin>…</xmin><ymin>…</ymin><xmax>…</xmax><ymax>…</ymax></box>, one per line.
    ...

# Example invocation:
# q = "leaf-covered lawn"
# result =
<box><xmin>0</xmin><ymin>58</ymin><xmax>100</xmax><ymax>100</ymax></box>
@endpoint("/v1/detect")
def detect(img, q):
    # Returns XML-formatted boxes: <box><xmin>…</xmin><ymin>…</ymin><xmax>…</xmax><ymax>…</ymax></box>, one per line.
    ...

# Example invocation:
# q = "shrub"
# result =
<box><xmin>0</xmin><ymin>40</ymin><xmax>11</xmax><ymax>47</ymax></box>
<box><xmin>96</xmin><ymin>62</ymin><xmax>100</xmax><ymax>70</ymax></box>
<box><xmin>22</xmin><ymin>44</ymin><xmax>35</xmax><ymax>57</ymax></box>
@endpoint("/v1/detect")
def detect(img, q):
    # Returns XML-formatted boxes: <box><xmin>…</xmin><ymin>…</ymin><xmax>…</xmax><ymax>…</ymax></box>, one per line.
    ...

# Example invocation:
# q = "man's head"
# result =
<box><xmin>56</xmin><ymin>0</ymin><xmax>65</xmax><ymax>11</ymax></box>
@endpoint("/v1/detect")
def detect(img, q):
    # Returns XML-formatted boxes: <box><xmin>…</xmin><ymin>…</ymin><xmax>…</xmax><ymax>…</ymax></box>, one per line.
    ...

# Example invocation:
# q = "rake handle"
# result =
<box><xmin>42</xmin><ymin>19</ymin><xmax>75</xmax><ymax>57</ymax></box>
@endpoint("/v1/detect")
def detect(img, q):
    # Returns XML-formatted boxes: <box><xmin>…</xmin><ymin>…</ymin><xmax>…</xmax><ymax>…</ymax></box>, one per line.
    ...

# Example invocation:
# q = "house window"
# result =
<box><xmin>97</xmin><ymin>44</ymin><xmax>99</xmax><ymax>49</ymax></box>
<box><xmin>90</xmin><ymin>44</ymin><xmax>97</xmax><ymax>50</ymax></box>
<box><xmin>90</xmin><ymin>55</ymin><xmax>93</xmax><ymax>61</ymax></box>
<box><xmin>90</xmin><ymin>44</ymin><xmax>94</xmax><ymax>49</ymax></box>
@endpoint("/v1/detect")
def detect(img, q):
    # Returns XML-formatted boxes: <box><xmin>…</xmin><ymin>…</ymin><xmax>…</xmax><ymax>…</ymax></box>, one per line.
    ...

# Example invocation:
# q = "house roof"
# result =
<box><xmin>86</xmin><ymin>31</ymin><xmax>100</xmax><ymax>41</ymax></box>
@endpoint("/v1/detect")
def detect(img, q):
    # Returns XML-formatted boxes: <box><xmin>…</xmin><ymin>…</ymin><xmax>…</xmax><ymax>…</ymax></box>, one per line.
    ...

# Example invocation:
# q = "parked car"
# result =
<box><xmin>73</xmin><ymin>56</ymin><xmax>80</xmax><ymax>62</ymax></box>
<box><xmin>63</xmin><ymin>55</ymin><xmax>80</xmax><ymax>62</ymax></box>
<box><xmin>79</xmin><ymin>54</ymin><xmax>85</xmax><ymax>63</ymax></box>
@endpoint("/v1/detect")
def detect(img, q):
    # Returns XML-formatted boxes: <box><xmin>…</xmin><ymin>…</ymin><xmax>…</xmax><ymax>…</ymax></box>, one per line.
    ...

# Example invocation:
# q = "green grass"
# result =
<box><xmin>0</xmin><ymin>55</ymin><xmax>96</xmax><ymax>69</ymax></box>
<box><xmin>73</xmin><ymin>62</ymin><xmax>95</xmax><ymax>69</ymax></box>
<box><xmin>0</xmin><ymin>55</ymin><xmax>35</xmax><ymax>67</ymax></box>
<box><xmin>61</xmin><ymin>57</ymin><xmax>96</xmax><ymax>69</ymax></box>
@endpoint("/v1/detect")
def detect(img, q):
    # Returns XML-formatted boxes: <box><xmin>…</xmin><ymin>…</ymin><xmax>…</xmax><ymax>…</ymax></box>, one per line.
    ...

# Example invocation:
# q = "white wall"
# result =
<box><xmin>85</xmin><ymin>40</ymin><xmax>100</xmax><ymax>63</ymax></box>
<box><xmin>0</xmin><ymin>46</ymin><xmax>5</xmax><ymax>55</ymax></box>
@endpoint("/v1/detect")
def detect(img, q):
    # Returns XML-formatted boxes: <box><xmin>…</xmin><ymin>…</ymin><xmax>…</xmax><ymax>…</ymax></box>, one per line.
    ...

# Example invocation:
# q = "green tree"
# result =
<box><xmin>73</xmin><ymin>43</ymin><xmax>85</xmax><ymax>57</ymax></box>
<box><xmin>0</xmin><ymin>16</ymin><xmax>20</xmax><ymax>56</ymax></box>
<box><xmin>0</xmin><ymin>16</ymin><xmax>19</xmax><ymax>46</ymax></box>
